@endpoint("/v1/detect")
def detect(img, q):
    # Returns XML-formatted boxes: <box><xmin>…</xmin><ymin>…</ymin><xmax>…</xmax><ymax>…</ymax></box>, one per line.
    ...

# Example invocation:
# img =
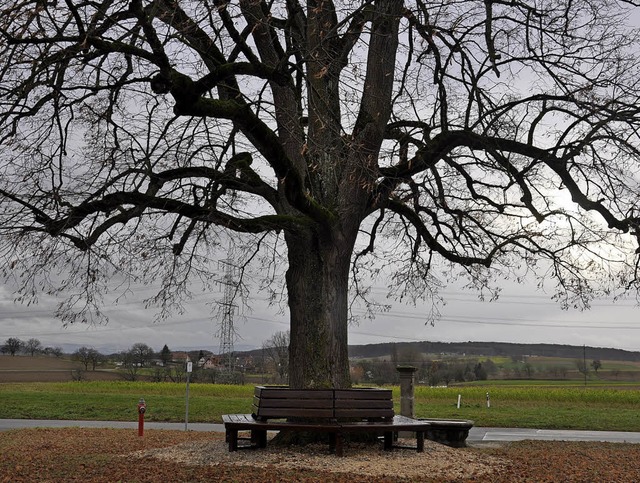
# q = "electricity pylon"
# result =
<box><xmin>217</xmin><ymin>259</ymin><xmax>239</xmax><ymax>372</ymax></box>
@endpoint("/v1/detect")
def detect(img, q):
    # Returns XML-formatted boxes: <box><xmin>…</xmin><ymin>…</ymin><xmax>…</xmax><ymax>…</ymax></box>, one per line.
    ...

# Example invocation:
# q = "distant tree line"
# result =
<box><xmin>1</xmin><ymin>338</ymin><xmax>62</xmax><ymax>357</ymax></box>
<box><xmin>350</xmin><ymin>357</ymin><xmax>497</xmax><ymax>386</ymax></box>
<box><xmin>1</xmin><ymin>335</ymin><xmax>616</xmax><ymax>385</ymax></box>
<box><xmin>349</xmin><ymin>341</ymin><xmax>640</xmax><ymax>363</ymax></box>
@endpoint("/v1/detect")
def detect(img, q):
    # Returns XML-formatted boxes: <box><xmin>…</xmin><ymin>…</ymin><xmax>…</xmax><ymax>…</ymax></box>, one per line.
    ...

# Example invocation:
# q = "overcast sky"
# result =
<box><xmin>1</xmin><ymin>273</ymin><xmax>639</xmax><ymax>354</ymax></box>
<box><xmin>3</xmin><ymin>10</ymin><xmax>640</xmax><ymax>357</ymax></box>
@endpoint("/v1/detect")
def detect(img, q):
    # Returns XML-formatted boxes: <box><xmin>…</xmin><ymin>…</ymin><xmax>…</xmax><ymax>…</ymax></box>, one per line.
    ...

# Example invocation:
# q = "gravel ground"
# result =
<box><xmin>136</xmin><ymin>434</ymin><xmax>507</xmax><ymax>481</ymax></box>
<box><xmin>4</xmin><ymin>427</ymin><xmax>640</xmax><ymax>482</ymax></box>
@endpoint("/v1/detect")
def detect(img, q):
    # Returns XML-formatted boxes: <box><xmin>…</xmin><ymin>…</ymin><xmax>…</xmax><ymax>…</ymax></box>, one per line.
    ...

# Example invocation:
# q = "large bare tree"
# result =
<box><xmin>1</xmin><ymin>0</ymin><xmax>640</xmax><ymax>388</ymax></box>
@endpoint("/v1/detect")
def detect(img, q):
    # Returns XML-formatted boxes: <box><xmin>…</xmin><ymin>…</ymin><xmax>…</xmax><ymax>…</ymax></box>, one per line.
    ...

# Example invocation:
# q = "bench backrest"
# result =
<box><xmin>252</xmin><ymin>386</ymin><xmax>334</xmax><ymax>420</ymax></box>
<box><xmin>252</xmin><ymin>386</ymin><xmax>394</xmax><ymax>421</ymax></box>
<box><xmin>333</xmin><ymin>388</ymin><xmax>394</xmax><ymax>420</ymax></box>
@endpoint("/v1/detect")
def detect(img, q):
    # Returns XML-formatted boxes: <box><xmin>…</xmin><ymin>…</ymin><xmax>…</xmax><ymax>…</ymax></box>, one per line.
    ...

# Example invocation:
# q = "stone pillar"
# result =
<box><xmin>396</xmin><ymin>365</ymin><xmax>417</xmax><ymax>417</ymax></box>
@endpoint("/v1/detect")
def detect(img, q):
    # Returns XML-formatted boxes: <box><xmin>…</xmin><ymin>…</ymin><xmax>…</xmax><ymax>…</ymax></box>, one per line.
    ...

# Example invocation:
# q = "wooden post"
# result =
<box><xmin>396</xmin><ymin>366</ymin><xmax>417</xmax><ymax>440</ymax></box>
<box><xmin>396</xmin><ymin>366</ymin><xmax>417</xmax><ymax>417</ymax></box>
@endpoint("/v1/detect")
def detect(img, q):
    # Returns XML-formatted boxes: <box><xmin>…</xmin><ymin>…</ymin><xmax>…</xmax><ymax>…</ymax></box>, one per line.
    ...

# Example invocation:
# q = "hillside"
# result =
<box><xmin>347</xmin><ymin>341</ymin><xmax>640</xmax><ymax>362</ymax></box>
<box><xmin>239</xmin><ymin>340</ymin><xmax>640</xmax><ymax>362</ymax></box>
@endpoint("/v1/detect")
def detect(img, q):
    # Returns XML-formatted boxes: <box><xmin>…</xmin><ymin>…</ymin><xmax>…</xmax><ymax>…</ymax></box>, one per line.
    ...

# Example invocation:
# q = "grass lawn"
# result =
<box><xmin>406</xmin><ymin>384</ymin><xmax>640</xmax><ymax>431</ymax></box>
<box><xmin>0</xmin><ymin>382</ymin><xmax>252</xmax><ymax>422</ymax></box>
<box><xmin>2</xmin><ymin>381</ymin><xmax>640</xmax><ymax>432</ymax></box>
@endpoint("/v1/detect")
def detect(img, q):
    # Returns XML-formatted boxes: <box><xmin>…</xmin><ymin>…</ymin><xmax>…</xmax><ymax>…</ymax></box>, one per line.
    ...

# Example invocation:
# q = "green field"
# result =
<box><xmin>546</xmin><ymin>357</ymin><xmax>640</xmax><ymax>371</ymax></box>
<box><xmin>0</xmin><ymin>382</ymin><xmax>252</xmax><ymax>423</ymax></box>
<box><xmin>409</xmin><ymin>384</ymin><xmax>640</xmax><ymax>431</ymax></box>
<box><xmin>2</xmin><ymin>381</ymin><xmax>640</xmax><ymax>432</ymax></box>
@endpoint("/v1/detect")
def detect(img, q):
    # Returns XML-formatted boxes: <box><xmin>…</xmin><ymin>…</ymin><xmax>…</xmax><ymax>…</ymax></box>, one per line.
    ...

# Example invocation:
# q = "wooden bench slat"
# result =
<box><xmin>254</xmin><ymin>385</ymin><xmax>286</xmax><ymax>397</ymax></box>
<box><xmin>254</xmin><ymin>407</ymin><xmax>335</xmax><ymax>418</ymax></box>
<box><xmin>253</xmin><ymin>396</ymin><xmax>334</xmax><ymax>409</ymax></box>
<box><xmin>334</xmin><ymin>389</ymin><xmax>392</xmax><ymax>400</ymax></box>
<box><xmin>222</xmin><ymin>414</ymin><xmax>253</xmax><ymax>424</ymax></box>
<box><xmin>334</xmin><ymin>409</ymin><xmax>394</xmax><ymax>419</ymax></box>
<box><xmin>334</xmin><ymin>399</ymin><xmax>392</xmax><ymax>409</ymax></box>
<box><xmin>255</xmin><ymin>386</ymin><xmax>333</xmax><ymax>399</ymax></box>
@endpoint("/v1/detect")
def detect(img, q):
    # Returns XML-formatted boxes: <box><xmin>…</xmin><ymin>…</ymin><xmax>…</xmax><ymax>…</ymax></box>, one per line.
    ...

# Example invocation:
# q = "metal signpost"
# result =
<box><xmin>185</xmin><ymin>360</ymin><xmax>193</xmax><ymax>431</ymax></box>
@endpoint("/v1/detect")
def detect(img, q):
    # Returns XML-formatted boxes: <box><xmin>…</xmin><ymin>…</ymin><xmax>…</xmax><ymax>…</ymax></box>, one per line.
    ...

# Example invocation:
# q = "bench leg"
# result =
<box><xmin>227</xmin><ymin>429</ymin><xmax>239</xmax><ymax>452</ymax></box>
<box><xmin>251</xmin><ymin>429</ymin><xmax>267</xmax><ymax>448</ymax></box>
<box><xmin>334</xmin><ymin>432</ymin><xmax>344</xmax><ymax>457</ymax></box>
<box><xmin>416</xmin><ymin>431</ymin><xmax>425</xmax><ymax>453</ymax></box>
<box><xmin>383</xmin><ymin>431</ymin><xmax>393</xmax><ymax>451</ymax></box>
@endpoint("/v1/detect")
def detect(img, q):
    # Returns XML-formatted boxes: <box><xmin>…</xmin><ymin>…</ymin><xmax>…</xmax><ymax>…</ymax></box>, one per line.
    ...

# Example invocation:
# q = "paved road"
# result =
<box><xmin>468</xmin><ymin>427</ymin><xmax>640</xmax><ymax>444</ymax></box>
<box><xmin>0</xmin><ymin>419</ymin><xmax>223</xmax><ymax>432</ymax></box>
<box><xmin>3</xmin><ymin>419</ymin><xmax>640</xmax><ymax>444</ymax></box>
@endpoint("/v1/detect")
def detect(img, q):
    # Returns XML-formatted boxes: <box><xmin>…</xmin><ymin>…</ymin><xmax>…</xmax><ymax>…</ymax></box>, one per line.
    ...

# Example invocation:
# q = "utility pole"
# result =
<box><xmin>583</xmin><ymin>344</ymin><xmax>587</xmax><ymax>387</ymax></box>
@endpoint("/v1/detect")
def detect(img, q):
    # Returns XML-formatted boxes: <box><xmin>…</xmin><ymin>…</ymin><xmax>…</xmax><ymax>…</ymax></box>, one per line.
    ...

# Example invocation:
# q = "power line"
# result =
<box><xmin>6</xmin><ymin>301</ymin><xmax>639</xmax><ymax>341</ymax></box>
<box><xmin>367</xmin><ymin>286</ymin><xmax>640</xmax><ymax>307</ymax></box>
<box><xmin>350</xmin><ymin>306</ymin><xmax>640</xmax><ymax>328</ymax></box>
<box><xmin>436</xmin><ymin>317</ymin><xmax>640</xmax><ymax>330</ymax></box>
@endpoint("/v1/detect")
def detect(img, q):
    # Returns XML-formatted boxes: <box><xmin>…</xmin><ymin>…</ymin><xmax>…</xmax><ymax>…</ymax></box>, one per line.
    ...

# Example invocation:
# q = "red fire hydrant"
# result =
<box><xmin>137</xmin><ymin>398</ymin><xmax>146</xmax><ymax>437</ymax></box>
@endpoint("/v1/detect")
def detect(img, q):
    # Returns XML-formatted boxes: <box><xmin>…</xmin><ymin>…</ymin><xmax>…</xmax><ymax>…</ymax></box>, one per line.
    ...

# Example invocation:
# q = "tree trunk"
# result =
<box><xmin>285</xmin><ymin>226</ymin><xmax>355</xmax><ymax>389</ymax></box>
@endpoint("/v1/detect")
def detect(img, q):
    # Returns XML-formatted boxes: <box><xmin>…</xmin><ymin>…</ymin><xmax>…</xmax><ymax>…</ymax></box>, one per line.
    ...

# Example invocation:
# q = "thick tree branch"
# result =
<box><xmin>387</xmin><ymin>199</ymin><xmax>493</xmax><ymax>267</ymax></box>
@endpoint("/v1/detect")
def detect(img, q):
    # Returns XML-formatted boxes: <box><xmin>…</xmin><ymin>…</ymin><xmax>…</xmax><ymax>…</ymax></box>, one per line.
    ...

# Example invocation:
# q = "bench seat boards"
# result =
<box><xmin>223</xmin><ymin>414</ymin><xmax>430</xmax><ymax>456</ymax></box>
<box><xmin>223</xmin><ymin>413</ymin><xmax>428</xmax><ymax>432</ymax></box>
<box><xmin>222</xmin><ymin>414</ymin><xmax>342</xmax><ymax>453</ymax></box>
<box><xmin>222</xmin><ymin>413</ymin><xmax>431</xmax><ymax>456</ymax></box>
